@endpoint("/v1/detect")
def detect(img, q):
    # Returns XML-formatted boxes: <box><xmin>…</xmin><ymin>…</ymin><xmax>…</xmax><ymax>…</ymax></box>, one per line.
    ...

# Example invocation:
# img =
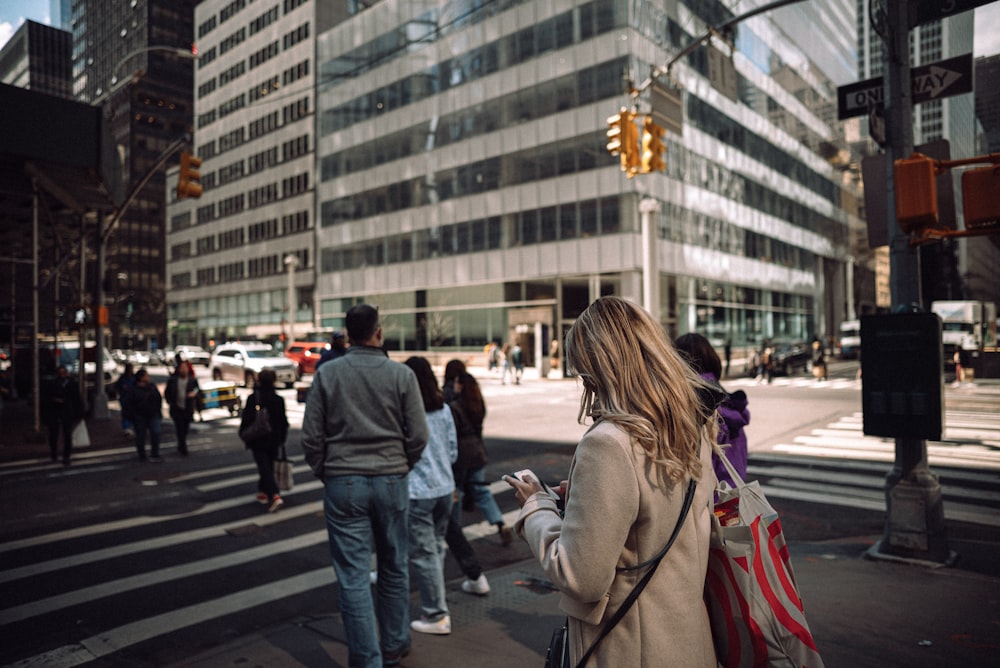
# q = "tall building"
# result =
<box><xmin>0</xmin><ymin>20</ymin><xmax>73</xmax><ymax>99</ymax></box>
<box><xmin>858</xmin><ymin>1</ymin><xmax>999</xmax><ymax>307</ymax></box>
<box><xmin>166</xmin><ymin>0</ymin><xmax>317</xmax><ymax>348</ymax></box>
<box><xmin>71</xmin><ymin>0</ymin><xmax>197</xmax><ymax>349</ymax></box>
<box><xmin>975</xmin><ymin>55</ymin><xmax>1000</xmax><ymax>154</ymax></box>
<box><xmin>167</xmin><ymin>0</ymin><xmax>863</xmax><ymax>365</ymax></box>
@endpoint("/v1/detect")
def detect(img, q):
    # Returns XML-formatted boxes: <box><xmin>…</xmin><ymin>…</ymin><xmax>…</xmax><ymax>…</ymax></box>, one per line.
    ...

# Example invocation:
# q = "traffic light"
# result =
<box><xmin>640</xmin><ymin>116</ymin><xmax>666</xmax><ymax>173</ymax></box>
<box><xmin>893</xmin><ymin>153</ymin><xmax>938</xmax><ymax>233</ymax></box>
<box><xmin>606</xmin><ymin>108</ymin><xmax>640</xmax><ymax>177</ymax></box>
<box><xmin>961</xmin><ymin>165</ymin><xmax>1000</xmax><ymax>230</ymax></box>
<box><xmin>177</xmin><ymin>151</ymin><xmax>203</xmax><ymax>199</ymax></box>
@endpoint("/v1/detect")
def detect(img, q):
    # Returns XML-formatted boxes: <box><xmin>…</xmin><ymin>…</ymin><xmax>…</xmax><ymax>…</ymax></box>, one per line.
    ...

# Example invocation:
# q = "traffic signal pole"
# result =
<box><xmin>869</xmin><ymin>0</ymin><xmax>952</xmax><ymax>565</ymax></box>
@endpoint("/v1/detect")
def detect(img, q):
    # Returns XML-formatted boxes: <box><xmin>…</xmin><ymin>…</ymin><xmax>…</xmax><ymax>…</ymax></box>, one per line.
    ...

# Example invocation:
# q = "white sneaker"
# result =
<box><xmin>410</xmin><ymin>615</ymin><xmax>451</xmax><ymax>635</ymax></box>
<box><xmin>369</xmin><ymin>570</ymin><xmax>378</xmax><ymax>585</ymax></box>
<box><xmin>461</xmin><ymin>574</ymin><xmax>490</xmax><ymax>595</ymax></box>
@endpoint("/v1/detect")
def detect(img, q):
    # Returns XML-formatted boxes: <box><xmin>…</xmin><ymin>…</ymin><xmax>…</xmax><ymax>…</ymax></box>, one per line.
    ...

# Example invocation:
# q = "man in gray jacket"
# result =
<box><xmin>301</xmin><ymin>304</ymin><xmax>428</xmax><ymax>668</ymax></box>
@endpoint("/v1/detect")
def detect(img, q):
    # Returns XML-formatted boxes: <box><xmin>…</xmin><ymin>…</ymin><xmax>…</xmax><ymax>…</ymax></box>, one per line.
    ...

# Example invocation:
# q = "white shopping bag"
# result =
<box><xmin>71</xmin><ymin>420</ymin><xmax>91</xmax><ymax>447</ymax></box>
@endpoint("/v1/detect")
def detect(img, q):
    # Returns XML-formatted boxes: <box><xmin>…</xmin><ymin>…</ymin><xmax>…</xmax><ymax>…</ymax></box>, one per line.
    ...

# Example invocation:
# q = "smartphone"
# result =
<box><xmin>509</xmin><ymin>469</ymin><xmax>562</xmax><ymax>504</ymax></box>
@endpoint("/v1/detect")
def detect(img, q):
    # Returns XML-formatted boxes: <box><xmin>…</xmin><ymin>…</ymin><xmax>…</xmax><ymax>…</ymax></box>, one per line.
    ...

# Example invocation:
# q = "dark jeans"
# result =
<box><xmin>251</xmin><ymin>443</ymin><xmax>279</xmax><ymax>498</ymax></box>
<box><xmin>445</xmin><ymin>504</ymin><xmax>482</xmax><ymax>580</ymax></box>
<box><xmin>170</xmin><ymin>407</ymin><xmax>193</xmax><ymax>454</ymax></box>
<box><xmin>47</xmin><ymin>415</ymin><xmax>75</xmax><ymax>462</ymax></box>
<box><xmin>134</xmin><ymin>415</ymin><xmax>162</xmax><ymax>458</ymax></box>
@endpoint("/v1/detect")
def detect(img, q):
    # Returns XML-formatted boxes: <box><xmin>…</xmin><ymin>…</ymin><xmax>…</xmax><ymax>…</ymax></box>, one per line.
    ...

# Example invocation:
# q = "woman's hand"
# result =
<box><xmin>503</xmin><ymin>472</ymin><xmax>545</xmax><ymax>508</ymax></box>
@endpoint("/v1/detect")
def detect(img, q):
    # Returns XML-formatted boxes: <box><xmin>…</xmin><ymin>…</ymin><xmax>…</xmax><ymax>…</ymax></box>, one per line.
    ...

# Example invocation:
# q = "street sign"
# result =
<box><xmin>649</xmin><ymin>80</ymin><xmax>683</xmax><ymax>136</ymax></box>
<box><xmin>837</xmin><ymin>54</ymin><xmax>973</xmax><ymax>119</ymax></box>
<box><xmin>707</xmin><ymin>44</ymin><xmax>738</xmax><ymax>102</ymax></box>
<box><xmin>910</xmin><ymin>0</ymin><xmax>990</xmax><ymax>28</ymax></box>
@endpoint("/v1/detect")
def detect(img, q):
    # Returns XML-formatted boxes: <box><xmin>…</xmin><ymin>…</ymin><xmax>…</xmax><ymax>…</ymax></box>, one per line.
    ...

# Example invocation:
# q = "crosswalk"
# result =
<box><xmin>0</xmin><ymin>453</ymin><xmax>522</xmax><ymax>668</ymax></box>
<box><xmin>750</xmin><ymin>410</ymin><xmax>1000</xmax><ymax>527</ymax></box>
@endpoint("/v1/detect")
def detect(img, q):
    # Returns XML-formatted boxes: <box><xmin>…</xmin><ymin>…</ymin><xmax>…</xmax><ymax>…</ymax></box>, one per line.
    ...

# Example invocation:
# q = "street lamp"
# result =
<box><xmin>284</xmin><ymin>254</ymin><xmax>299</xmax><ymax>344</ymax></box>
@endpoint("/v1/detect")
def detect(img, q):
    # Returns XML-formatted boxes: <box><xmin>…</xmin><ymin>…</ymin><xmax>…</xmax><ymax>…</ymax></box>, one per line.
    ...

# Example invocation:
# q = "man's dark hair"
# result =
<box><xmin>346</xmin><ymin>304</ymin><xmax>379</xmax><ymax>344</ymax></box>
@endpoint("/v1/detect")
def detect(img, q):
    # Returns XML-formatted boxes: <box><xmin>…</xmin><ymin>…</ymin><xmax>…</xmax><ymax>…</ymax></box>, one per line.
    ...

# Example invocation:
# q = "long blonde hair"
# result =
<box><xmin>565</xmin><ymin>296</ymin><xmax>707</xmax><ymax>482</ymax></box>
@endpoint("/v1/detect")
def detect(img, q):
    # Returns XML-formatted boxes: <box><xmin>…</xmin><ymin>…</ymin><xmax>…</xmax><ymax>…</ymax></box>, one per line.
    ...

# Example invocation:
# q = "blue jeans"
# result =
<box><xmin>324</xmin><ymin>474</ymin><xmax>410</xmax><ymax>668</ymax></box>
<box><xmin>409</xmin><ymin>494</ymin><xmax>452</xmax><ymax>620</ymax></box>
<box><xmin>465</xmin><ymin>466</ymin><xmax>504</xmax><ymax>525</ymax></box>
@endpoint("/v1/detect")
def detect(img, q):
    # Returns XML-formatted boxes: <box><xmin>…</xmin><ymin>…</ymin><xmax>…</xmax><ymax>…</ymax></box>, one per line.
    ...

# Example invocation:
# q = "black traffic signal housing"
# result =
<box><xmin>606</xmin><ymin>108</ymin><xmax>640</xmax><ymax>178</ymax></box>
<box><xmin>640</xmin><ymin>116</ymin><xmax>666</xmax><ymax>174</ymax></box>
<box><xmin>177</xmin><ymin>151</ymin><xmax>203</xmax><ymax>199</ymax></box>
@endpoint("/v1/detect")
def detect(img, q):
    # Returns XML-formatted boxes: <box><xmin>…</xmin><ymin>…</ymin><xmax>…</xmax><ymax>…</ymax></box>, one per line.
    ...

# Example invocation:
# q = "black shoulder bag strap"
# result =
<box><xmin>574</xmin><ymin>477</ymin><xmax>697</xmax><ymax>668</ymax></box>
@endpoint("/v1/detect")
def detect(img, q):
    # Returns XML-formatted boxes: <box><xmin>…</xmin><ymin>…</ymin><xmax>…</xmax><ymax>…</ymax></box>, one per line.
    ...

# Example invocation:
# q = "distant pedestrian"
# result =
<box><xmin>116</xmin><ymin>363</ymin><xmax>137</xmax><ymax>435</ymax></box>
<box><xmin>130</xmin><ymin>368</ymin><xmax>163</xmax><ymax>462</ymax></box>
<box><xmin>510</xmin><ymin>343</ymin><xmax>524</xmax><ymax>384</ymax></box>
<box><xmin>240</xmin><ymin>369</ymin><xmax>289</xmax><ymax>512</ymax></box>
<box><xmin>549</xmin><ymin>338</ymin><xmax>560</xmax><ymax>377</ymax></box>
<box><xmin>42</xmin><ymin>365</ymin><xmax>83</xmax><ymax>465</ymax></box>
<box><xmin>723</xmin><ymin>338</ymin><xmax>732</xmax><ymax>378</ymax></box>
<box><xmin>811</xmin><ymin>340</ymin><xmax>827</xmax><ymax>381</ymax></box>
<box><xmin>301</xmin><ymin>304</ymin><xmax>429</xmax><ymax>667</ymax></box>
<box><xmin>404</xmin><ymin>357</ymin><xmax>458</xmax><ymax>636</ymax></box>
<box><xmin>165</xmin><ymin>360</ymin><xmax>200</xmax><ymax>455</ymax></box>
<box><xmin>486</xmin><ymin>341</ymin><xmax>499</xmax><ymax>373</ymax></box>
<box><xmin>499</xmin><ymin>343</ymin><xmax>512</xmax><ymax>384</ymax></box>
<box><xmin>315</xmin><ymin>329</ymin><xmax>348</xmax><ymax>370</ymax></box>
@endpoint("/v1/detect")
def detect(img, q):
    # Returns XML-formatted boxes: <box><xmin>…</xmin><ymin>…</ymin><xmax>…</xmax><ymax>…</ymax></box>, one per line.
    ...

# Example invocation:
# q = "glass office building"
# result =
<box><xmin>313</xmin><ymin>0</ymin><xmax>857</xmax><ymax>366</ymax></box>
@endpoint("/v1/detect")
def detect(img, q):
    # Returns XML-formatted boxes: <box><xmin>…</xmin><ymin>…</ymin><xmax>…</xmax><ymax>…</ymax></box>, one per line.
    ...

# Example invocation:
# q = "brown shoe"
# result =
<box><xmin>499</xmin><ymin>525</ymin><xmax>513</xmax><ymax>547</ymax></box>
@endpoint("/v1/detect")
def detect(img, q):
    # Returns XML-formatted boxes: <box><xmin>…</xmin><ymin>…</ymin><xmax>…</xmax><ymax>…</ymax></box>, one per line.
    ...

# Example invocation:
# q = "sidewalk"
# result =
<box><xmin>173</xmin><ymin>531</ymin><xmax>1000</xmax><ymax>668</ymax></box>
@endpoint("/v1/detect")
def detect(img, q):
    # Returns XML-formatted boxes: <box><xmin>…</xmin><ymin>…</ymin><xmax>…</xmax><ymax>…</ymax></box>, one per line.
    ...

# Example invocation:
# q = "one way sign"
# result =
<box><xmin>837</xmin><ymin>54</ymin><xmax>973</xmax><ymax>120</ymax></box>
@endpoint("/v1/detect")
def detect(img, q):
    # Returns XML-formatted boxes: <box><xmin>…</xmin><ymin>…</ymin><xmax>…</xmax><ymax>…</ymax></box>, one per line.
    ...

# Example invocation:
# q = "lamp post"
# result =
<box><xmin>284</xmin><ymin>255</ymin><xmax>299</xmax><ymax>344</ymax></box>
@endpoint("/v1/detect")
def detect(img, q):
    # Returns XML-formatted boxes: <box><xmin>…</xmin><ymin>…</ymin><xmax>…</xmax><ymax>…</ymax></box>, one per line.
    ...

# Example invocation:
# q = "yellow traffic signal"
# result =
<box><xmin>177</xmin><ymin>151</ymin><xmax>203</xmax><ymax>199</ymax></box>
<box><xmin>607</xmin><ymin>108</ymin><xmax>640</xmax><ymax>178</ymax></box>
<box><xmin>641</xmin><ymin>116</ymin><xmax>666</xmax><ymax>174</ymax></box>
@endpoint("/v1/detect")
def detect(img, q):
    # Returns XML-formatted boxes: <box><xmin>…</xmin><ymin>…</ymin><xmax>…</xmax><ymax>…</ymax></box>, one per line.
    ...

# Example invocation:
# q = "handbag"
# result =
<box><xmin>274</xmin><ymin>443</ymin><xmax>294</xmax><ymax>492</ymax></box>
<box><xmin>704</xmin><ymin>452</ymin><xmax>824</xmax><ymax>668</ymax></box>
<box><xmin>546</xmin><ymin>478</ymin><xmax>697</xmax><ymax>668</ymax></box>
<box><xmin>239</xmin><ymin>399</ymin><xmax>272</xmax><ymax>443</ymax></box>
<box><xmin>71</xmin><ymin>420</ymin><xmax>90</xmax><ymax>447</ymax></box>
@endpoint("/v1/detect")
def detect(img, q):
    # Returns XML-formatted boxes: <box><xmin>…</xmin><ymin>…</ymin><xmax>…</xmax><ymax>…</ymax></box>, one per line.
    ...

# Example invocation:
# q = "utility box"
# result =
<box><xmin>861</xmin><ymin>313</ymin><xmax>943</xmax><ymax>440</ymax></box>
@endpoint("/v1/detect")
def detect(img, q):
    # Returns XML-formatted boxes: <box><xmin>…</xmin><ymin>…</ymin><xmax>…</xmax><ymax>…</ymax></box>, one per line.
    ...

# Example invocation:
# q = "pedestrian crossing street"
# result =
<box><xmin>750</xmin><ymin>410</ymin><xmax>1000</xmax><ymax>527</ymax></box>
<box><xmin>726</xmin><ymin>375</ymin><xmax>861</xmax><ymax>390</ymax></box>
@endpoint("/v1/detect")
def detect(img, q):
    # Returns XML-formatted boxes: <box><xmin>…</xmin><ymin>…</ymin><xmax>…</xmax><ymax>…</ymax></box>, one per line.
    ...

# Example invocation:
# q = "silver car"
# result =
<box><xmin>209</xmin><ymin>342</ymin><xmax>297</xmax><ymax>388</ymax></box>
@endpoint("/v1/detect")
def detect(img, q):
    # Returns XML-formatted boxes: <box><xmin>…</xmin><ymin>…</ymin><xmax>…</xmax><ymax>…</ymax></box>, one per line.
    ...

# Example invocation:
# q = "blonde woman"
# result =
<box><xmin>505</xmin><ymin>296</ymin><xmax>717</xmax><ymax>666</ymax></box>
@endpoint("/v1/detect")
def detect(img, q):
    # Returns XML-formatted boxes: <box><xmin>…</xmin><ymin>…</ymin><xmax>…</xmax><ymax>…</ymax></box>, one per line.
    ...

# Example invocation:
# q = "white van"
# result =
<box><xmin>838</xmin><ymin>320</ymin><xmax>861</xmax><ymax>359</ymax></box>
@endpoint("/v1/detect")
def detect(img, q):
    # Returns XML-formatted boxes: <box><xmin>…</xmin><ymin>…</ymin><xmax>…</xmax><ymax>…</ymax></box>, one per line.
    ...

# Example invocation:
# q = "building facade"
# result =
<box><xmin>0</xmin><ymin>20</ymin><xmax>73</xmax><ymax>99</ymax></box>
<box><xmin>167</xmin><ymin>0</ymin><xmax>863</xmax><ymax>368</ymax></box>
<box><xmin>71</xmin><ymin>0</ymin><xmax>196</xmax><ymax>350</ymax></box>
<box><xmin>167</xmin><ymin>0</ymin><xmax>317</xmax><ymax>348</ymax></box>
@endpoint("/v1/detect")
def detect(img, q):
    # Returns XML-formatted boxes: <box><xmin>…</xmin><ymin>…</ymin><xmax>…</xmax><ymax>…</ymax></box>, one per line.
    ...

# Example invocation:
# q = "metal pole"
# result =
<box><xmin>640</xmin><ymin>198</ymin><xmax>661</xmax><ymax>319</ymax></box>
<box><xmin>868</xmin><ymin>0</ymin><xmax>951</xmax><ymax>565</ymax></box>
<box><xmin>32</xmin><ymin>181</ymin><xmax>41</xmax><ymax>433</ymax></box>
<box><xmin>91</xmin><ymin>216</ymin><xmax>109</xmax><ymax>420</ymax></box>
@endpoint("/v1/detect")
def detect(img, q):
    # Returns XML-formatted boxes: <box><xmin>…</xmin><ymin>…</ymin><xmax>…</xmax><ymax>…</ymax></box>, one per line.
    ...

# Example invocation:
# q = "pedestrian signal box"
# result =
<box><xmin>961</xmin><ymin>165</ymin><xmax>1000</xmax><ymax>230</ymax></box>
<box><xmin>861</xmin><ymin>313</ymin><xmax>943</xmax><ymax>440</ymax></box>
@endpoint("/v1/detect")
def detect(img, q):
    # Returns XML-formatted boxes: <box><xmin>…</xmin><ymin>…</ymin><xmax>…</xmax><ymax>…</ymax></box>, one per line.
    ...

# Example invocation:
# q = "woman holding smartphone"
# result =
<box><xmin>505</xmin><ymin>297</ymin><xmax>717</xmax><ymax>666</ymax></box>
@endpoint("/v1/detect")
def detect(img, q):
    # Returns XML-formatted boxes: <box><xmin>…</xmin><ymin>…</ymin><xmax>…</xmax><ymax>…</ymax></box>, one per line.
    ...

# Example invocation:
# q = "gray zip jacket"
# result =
<box><xmin>301</xmin><ymin>346</ymin><xmax>428</xmax><ymax>478</ymax></box>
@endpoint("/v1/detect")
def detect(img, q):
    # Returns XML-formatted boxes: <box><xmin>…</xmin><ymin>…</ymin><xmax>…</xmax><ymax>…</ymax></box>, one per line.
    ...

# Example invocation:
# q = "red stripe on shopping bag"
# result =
<box><xmin>749</xmin><ymin>517</ymin><xmax>819</xmax><ymax>652</ymax></box>
<box><xmin>709</xmin><ymin>546</ymin><xmax>768</xmax><ymax>667</ymax></box>
<box><xmin>766</xmin><ymin>520</ymin><xmax>803</xmax><ymax>609</ymax></box>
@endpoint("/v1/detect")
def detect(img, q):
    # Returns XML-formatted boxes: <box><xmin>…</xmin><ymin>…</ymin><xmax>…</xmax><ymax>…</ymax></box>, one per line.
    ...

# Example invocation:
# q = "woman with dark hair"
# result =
<box><xmin>403</xmin><ymin>357</ymin><xmax>458</xmax><ymax>635</ymax></box>
<box><xmin>505</xmin><ymin>297</ymin><xmax>718</xmax><ymax>666</ymax></box>
<box><xmin>239</xmin><ymin>368</ymin><xmax>289</xmax><ymax>512</ymax></box>
<box><xmin>442</xmin><ymin>358</ymin><xmax>466</xmax><ymax>402</ymax></box>
<box><xmin>450</xmin><ymin>371</ymin><xmax>513</xmax><ymax>546</ymax></box>
<box><xmin>674</xmin><ymin>332</ymin><xmax>750</xmax><ymax>488</ymax></box>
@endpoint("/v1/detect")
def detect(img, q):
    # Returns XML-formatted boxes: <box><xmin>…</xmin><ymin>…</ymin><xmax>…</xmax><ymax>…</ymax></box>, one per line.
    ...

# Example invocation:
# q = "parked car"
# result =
<box><xmin>770</xmin><ymin>340</ymin><xmax>812</xmax><ymax>376</ymax></box>
<box><xmin>284</xmin><ymin>341</ymin><xmax>329</xmax><ymax>377</ymax></box>
<box><xmin>209</xmin><ymin>341</ymin><xmax>297</xmax><ymax>388</ymax></box>
<box><xmin>174</xmin><ymin>345</ymin><xmax>211</xmax><ymax>367</ymax></box>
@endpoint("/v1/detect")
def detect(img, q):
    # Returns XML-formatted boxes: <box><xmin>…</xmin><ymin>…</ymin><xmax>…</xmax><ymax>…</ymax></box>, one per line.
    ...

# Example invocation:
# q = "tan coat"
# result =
<box><xmin>514</xmin><ymin>420</ymin><xmax>716</xmax><ymax>667</ymax></box>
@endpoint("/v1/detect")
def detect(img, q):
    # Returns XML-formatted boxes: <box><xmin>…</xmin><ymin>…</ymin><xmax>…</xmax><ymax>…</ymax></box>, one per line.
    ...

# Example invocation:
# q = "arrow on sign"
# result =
<box><xmin>912</xmin><ymin>65</ymin><xmax>962</xmax><ymax>100</ymax></box>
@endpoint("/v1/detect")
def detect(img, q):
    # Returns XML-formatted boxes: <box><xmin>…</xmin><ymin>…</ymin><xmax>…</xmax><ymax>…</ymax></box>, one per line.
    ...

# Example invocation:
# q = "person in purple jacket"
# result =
<box><xmin>674</xmin><ymin>333</ymin><xmax>750</xmax><ymax>487</ymax></box>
